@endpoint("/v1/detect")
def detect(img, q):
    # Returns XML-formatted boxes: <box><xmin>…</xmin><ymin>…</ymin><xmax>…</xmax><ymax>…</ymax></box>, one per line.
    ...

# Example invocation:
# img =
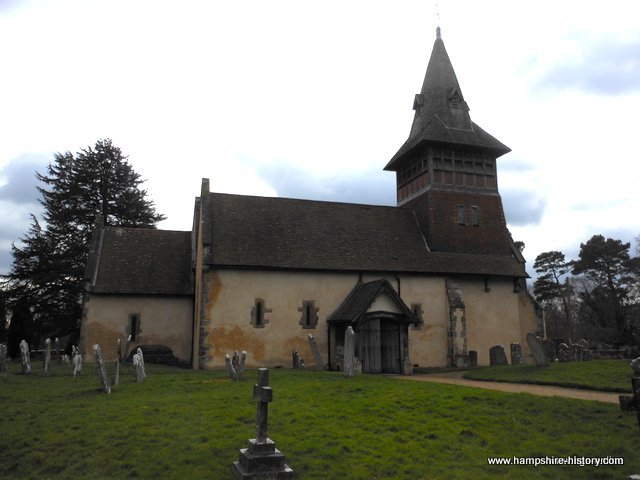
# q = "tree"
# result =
<box><xmin>533</xmin><ymin>251</ymin><xmax>574</xmax><ymax>339</ymax></box>
<box><xmin>6</xmin><ymin>139</ymin><xmax>165</xmax><ymax>343</ymax></box>
<box><xmin>572</xmin><ymin>235</ymin><xmax>635</xmax><ymax>340</ymax></box>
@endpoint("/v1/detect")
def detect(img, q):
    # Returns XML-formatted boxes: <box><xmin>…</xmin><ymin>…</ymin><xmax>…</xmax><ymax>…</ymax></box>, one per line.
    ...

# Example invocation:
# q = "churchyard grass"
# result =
<box><xmin>463</xmin><ymin>359</ymin><xmax>633</xmax><ymax>392</ymax></box>
<box><xmin>1</xmin><ymin>361</ymin><xmax>638</xmax><ymax>479</ymax></box>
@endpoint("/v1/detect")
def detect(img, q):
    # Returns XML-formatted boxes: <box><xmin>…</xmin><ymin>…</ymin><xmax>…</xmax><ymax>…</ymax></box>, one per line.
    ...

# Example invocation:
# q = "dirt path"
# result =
<box><xmin>395</xmin><ymin>372</ymin><xmax>621</xmax><ymax>404</ymax></box>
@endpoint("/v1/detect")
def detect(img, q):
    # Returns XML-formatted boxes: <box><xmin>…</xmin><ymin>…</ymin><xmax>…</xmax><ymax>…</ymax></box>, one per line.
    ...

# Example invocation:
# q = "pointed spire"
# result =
<box><xmin>410</xmin><ymin>30</ymin><xmax>471</xmax><ymax>138</ymax></box>
<box><xmin>384</xmin><ymin>31</ymin><xmax>510</xmax><ymax>171</ymax></box>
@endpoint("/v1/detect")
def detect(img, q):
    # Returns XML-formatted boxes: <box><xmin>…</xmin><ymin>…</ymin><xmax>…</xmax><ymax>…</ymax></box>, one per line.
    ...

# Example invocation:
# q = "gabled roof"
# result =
<box><xmin>85</xmin><ymin>226</ymin><xmax>193</xmax><ymax>295</ymax></box>
<box><xmin>385</xmin><ymin>28</ymin><xmax>510</xmax><ymax>171</ymax></box>
<box><xmin>201</xmin><ymin>192</ymin><xmax>527</xmax><ymax>277</ymax></box>
<box><xmin>327</xmin><ymin>279</ymin><xmax>417</xmax><ymax>324</ymax></box>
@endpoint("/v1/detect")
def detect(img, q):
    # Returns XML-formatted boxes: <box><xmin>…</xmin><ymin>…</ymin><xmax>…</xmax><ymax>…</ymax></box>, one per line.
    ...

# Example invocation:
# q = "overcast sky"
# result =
<box><xmin>1</xmin><ymin>0</ymin><xmax>639</xmax><ymax>279</ymax></box>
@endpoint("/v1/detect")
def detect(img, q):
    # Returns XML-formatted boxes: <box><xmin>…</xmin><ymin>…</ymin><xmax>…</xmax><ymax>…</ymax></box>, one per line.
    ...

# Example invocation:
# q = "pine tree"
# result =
<box><xmin>6</xmin><ymin>139</ymin><xmax>165</xmax><ymax>343</ymax></box>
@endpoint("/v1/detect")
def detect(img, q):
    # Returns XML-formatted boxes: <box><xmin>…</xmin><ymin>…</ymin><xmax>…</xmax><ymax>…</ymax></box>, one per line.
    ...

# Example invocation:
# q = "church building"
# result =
<box><xmin>81</xmin><ymin>29</ymin><xmax>543</xmax><ymax>372</ymax></box>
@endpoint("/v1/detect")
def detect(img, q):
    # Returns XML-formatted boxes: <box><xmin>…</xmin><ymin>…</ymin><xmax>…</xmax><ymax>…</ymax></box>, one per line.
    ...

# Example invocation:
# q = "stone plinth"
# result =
<box><xmin>232</xmin><ymin>438</ymin><xmax>294</xmax><ymax>479</ymax></box>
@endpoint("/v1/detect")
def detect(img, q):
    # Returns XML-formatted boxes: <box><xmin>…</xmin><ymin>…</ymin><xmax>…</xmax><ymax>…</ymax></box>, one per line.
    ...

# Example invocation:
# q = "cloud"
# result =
<box><xmin>0</xmin><ymin>153</ymin><xmax>49</xmax><ymax>204</ymax></box>
<box><xmin>536</xmin><ymin>36</ymin><xmax>640</xmax><ymax>95</ymax></box>
<box><xmin>258</xmin><ymin>164</ymin><xmax>396</xmax><ymax>206</ymax></box>
<box><xmin>502</xmin><ymin>188</ymin><xmax>547</xmax><ymax>227</ymax></box>
<box><xmin>0</xmin><ymin>154</ymin><xmax>48</xmax><ymax>275</ymax></box>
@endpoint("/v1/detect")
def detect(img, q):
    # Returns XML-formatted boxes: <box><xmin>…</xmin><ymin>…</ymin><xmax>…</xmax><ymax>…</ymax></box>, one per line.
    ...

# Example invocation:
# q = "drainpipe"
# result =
<box><xmin>394</xmin><ymin>274</ymin><xmax>401</xmax><ymax>298</ymax></box>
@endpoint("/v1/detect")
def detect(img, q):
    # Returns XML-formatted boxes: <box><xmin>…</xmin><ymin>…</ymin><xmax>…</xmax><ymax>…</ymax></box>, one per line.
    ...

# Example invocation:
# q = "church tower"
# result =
<box><xmin>386</xmin><ymin>28</ymin><xmax>516</xmax><ymax>257</ymax></box>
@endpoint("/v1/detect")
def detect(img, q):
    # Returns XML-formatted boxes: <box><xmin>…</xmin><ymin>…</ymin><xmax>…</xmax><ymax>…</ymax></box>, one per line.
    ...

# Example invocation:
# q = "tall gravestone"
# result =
<box><xmin>343</xmin><ymin>326</ymin><xmax>356</xmax><ymax>377</ymax></box>
<box><xmin>19</xmin><ymin>339</ymin><xmax>31</xmax><ymax>375</ymax></box>
<box><xmin>43</xmin><ymin>338</ymin><xmax>51</xmax><ymax>376</ymax></box>
<box><xmin>307</xmin><ymin>334</ymin><xmax>324</xmax><ymax>371</ymax></box>
<box><xmin>0</xmin><ymin>343</ymin><xmax>7</xmax><ymax>373</ymax></box>
<box><xmin>225</xmin><ymin>353</ymin><xmax>238</xmax><ymax>380</ymax></box>
<box><xmin>93</xmin><ymin>344</ymin><xmax>111</xmax><ymax>394</ymax></box>
<box><xmin>232</xmin><ymin>368</ymin><xmax>293</xmax><ymax>479</ymax></box>
<box><xmin>72</xmin><ymin>345</ymin><xmax>83</xmax><ymax>377</ymax></box>
<box><xmin>489</xmin><ymin>345</ymin><xmax>508</xmax><ymax>366</ymax></box>
<box><xmin>133</xmin><ymin>347</ymin><xmax>146</xmax><ymax>383</ymax></box>
<box><xmin>526</xmin><ymin>333</ymin><xmax>549</xmax><ymax>367</ymax></box>
<box><xmin>55</xmin><ymin>337</ymin><xmax>61</xmax><ymax>364</ymax></box>
<box><xmin>114</xmin><ymin>338</ymin><xmax>122</xmax><ymax>386</ymax></box>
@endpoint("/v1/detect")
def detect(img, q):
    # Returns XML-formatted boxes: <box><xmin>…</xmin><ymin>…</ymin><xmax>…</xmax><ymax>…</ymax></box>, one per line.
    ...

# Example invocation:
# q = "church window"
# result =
<box><xmin>128</xmin><ymin>314</ymin><xmax>140</xmax><ymax>342</ymax></box>
<box><xmin>251</xmin><ymin>298</ymin><xmax>270</xmax><ymax>328</ymax></box>
<box><xmin>457</xmin><ymin>205</ymin><xmax>466</xmax><ymax>225</ymax></box>
<box><xmin>299</xmin><ymin>300</ymin><xmax>318</xmax><ymax>329</ymax></box>
<box><xmin>471</xmin><ymin>206</ymin><xmax>479</xmax><ymax>226</ymax></box>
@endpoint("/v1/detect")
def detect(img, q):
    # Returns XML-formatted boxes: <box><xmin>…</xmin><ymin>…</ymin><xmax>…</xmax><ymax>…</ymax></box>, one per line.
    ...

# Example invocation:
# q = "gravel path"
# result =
<box><xmin>395</xmin><ymin>372</ymin><xmax>621</xmax><ymax>404</ymax></box>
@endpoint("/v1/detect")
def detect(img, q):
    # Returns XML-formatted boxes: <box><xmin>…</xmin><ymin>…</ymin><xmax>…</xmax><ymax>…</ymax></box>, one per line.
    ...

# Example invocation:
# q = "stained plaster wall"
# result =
<box><xmin>81</xmin><ymin>295</ymin><xmax>193</xmax><ymax>362</ymax></box>
<box><xmin>200</xmin><ymin>270</ymin><xmax>452</xmax><ymax>369</ymax></box>
<box><xmin>461</xmin><ymin>277</ymin><xmax>535</xmax><ymax>366</ymax></box>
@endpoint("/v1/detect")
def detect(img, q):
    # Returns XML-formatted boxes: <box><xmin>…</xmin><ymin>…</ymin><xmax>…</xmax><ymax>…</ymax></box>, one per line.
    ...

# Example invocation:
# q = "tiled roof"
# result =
<box><xmin>86</xmin><ymin>227</ymin><xmax>193</xmax><ymax>295</ymax></box>
<box><xmin>202</xmin><ymin>192</ymin><xmax>527</xmax><ymax>277</ymax></box>
<box><xmin>327</xmin><ymin>279</ymin><xmax>417</xmax><ymax>324</ymax></box>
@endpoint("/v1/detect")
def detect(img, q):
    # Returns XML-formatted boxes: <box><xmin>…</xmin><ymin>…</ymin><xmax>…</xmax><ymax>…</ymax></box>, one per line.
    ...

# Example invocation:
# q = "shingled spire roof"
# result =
<box><xmin>385</xmin><ymin>27</ymin><xmax>510</xmax><ymax>171</ymax></box>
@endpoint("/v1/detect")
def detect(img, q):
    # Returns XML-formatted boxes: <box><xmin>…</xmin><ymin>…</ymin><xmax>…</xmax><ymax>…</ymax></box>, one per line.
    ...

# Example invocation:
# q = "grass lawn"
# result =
<box><xmin>1</xmin><ymin>361</ymin><xmax>639</xmax><ymax>479</ymax></box>
<box><xmin>463</xmin><ymin>360</ymin><xmax>635</xmax><ymax>392</ymax></box>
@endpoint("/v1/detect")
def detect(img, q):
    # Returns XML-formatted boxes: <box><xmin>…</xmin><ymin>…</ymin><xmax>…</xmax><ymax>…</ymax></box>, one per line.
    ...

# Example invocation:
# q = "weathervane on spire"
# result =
<box><xmin>435</xmin><ymin>0</ymin><xmax>442</xmax><ymax>39</ymax></box>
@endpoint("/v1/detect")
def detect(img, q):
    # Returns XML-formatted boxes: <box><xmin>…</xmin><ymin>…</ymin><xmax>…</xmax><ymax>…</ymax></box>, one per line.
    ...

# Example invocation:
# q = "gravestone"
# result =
<box><xmin>55</xmin><ymin>337</ymin><xmax>61</xmax><ymax>364</ymax></box>
<box><xmin>291</xmin><ymin>349</ymin><xmax>304</xmax><ymax>369</ymax></box>
<box><xmin>343</xmin><ymin>326</ymin><xmax>356</xmax><ymax>377</ymax></box>
<box><xmin>232</xmin><ymin>368</ymin><xmax>293</xmax><ymax>479</ymax></box>
<box><xmin>619</xmin><ymin>357</ymin><xmax>640</xmax><ymax>432</ymax></box>
<box><xmin>225</xmin><ymin>353</ymin><xmax>238</xmax><ymax>380</ymax></box>
<box><xmin>72</xmin><ymin>345</ymin><xmax>83</xmax><ymax>377</ymax></box>
<box><xmin>133</xmin><ymin>348</ymin><xmax>146</xmax><ymax>383</ymax></box>
<box><xmin>93</xmin><ymin>344</ymin><xmax>111</xmax><ymax>394</ymax></box>
<box><xmin>489</xmin><ymin>345</ymin><xmax>508</xmax><ymax>366</ymax></box>
<box><xmin>19</xmin><ymin>339</ymin><xmax>31</xmax><ymax>375</ymax></box>
<box><xmin>571</xmin><ymin>343</ymin><xmax>584</xmax><ymax>362</ymax></box>
<box><xmin>557</xmin><ymin>343</ymin><xmax>571</xmax><ymax>362</ymax></box>
<box><xmin>114</xmin><ymin>338</ymin><xmax>122</xmax><ymax>386</ymax></box>
<box><xmin>232</xmin><ymin>350</ymin><xmax>247</xmax><ymax>380</ymax></box>
<box><xmin>510</xmin><ymin>343</ymin><xmax>523</xmax><ymax>365</ymax></box>
<box><xmin>526</xmin><ymin>333</ymin><xmax>549</xmax><ymax>367</ymax></box>
<box><xmin>43</xmin><ymin>338</ymin><xmax>51</xmax><ymax>376</ymax></box>
<box><xmin>0</xmin><ymin>343</ymin><xmax>7</xmax><ymax>373</ymax></box>
<box><xmin>307</xmin><ymin>334</ymin><xmax>324</xmax><ymax>371</ymax></box>
<box><xmin>468</xmin><ymin>350</ymin><xmax>478</xmax><ymax>368</ymax></box>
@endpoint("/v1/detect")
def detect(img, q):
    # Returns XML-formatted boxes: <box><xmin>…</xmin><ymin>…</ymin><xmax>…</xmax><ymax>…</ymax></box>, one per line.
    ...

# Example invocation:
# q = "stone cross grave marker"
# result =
<box><xmin>43</xmin><ymin>338</ymin><xmax>51</xmax><ymax>376</ymax></box>
<box><xmin>232</xmin><ymin>368</ymin><xmax>293</xmax><ymax>479</ymax></box>
<box><xmin>93</xmin><ymin>344</ymin><xmax>111</xmax><ymax>394</ymax></box>
<box><xmin>307</xmin><ymin>334</ymin><xmax>324</xmax><ymax>370</ymax></box>
<box><xmin>19</xmin><ymin>339</ymin><xmax>31</xmax><ymax>375</ymax></box>
<box><xmin>620</xmin><ymin>357</ymin><xmax>640</xmax><ymax>432</ymax></box>
<box><xmin>343</xmin><ymin>326</ymin><xmax>356</xmax><ymax>377</ymax></box>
